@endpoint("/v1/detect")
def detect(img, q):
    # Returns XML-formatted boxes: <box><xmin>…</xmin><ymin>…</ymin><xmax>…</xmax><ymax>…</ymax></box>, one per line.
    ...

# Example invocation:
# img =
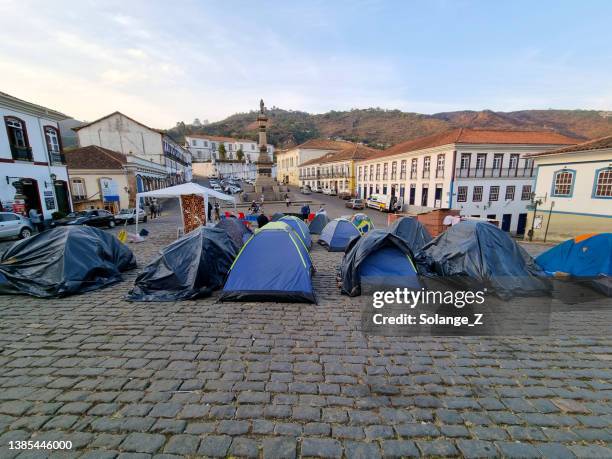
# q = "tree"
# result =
<box><xmin>236</xmin><ymin>148</ymin><xmax>244</xmax><ymax>162</ymax></box>
<box><xmin>218</xmin><ymin>143</ymin><xmax>227</xmax><ymax>160</ymax></box>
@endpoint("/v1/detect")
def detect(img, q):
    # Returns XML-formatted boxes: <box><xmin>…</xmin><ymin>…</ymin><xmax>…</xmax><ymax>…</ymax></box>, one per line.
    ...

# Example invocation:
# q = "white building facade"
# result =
<box><xmin>356</xmin><ymin>129</ymin><xmax>579</xmax><ymax>235</ymax></box>
<box><xmin>186</xmin><ymin>134</ymin><xmax>274</xmax><ymax>163</ymax></box>
<box><xmin>525</xmin><ymin>137</ymin><xmax>612</xmax><ymax>242</ymax></box>
<box><xmin>75</xmin><ymin>111</ymin><xmax>192</xmax><ymax>186</ymax></box>
<box><xmin>0</xmin><ymin>91</ymin><xmax>72</xmax><ymax>220</ymax></box>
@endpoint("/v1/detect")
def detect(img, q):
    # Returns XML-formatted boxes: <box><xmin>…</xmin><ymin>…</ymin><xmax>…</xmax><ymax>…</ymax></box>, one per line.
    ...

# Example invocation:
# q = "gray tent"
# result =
<box><xmin>309</xmin><ymin>213</ymin><xmax>329</xmax><ymax>234</ymax></box>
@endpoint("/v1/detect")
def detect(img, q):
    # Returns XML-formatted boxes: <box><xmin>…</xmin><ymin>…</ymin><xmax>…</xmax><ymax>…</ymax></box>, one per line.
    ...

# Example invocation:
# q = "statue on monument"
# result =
<box><xmin>260</xmin><ymin>99</ymin><xmax>265</xmax><ymax>114</ymax></box>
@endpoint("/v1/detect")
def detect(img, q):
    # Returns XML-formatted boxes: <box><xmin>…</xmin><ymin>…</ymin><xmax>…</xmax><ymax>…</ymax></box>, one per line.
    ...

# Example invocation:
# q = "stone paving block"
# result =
<box><xmin>416</xmin><ymin>440</ymin><xmax>459</xmax><ymax>457</ymax></box>
<box><xmin>197</xmin><ymin>435</ymin><xmax>232</xmax><ymax>457</ymax></box>
<box><xmin>456</xmin><ymin>439</ymin><xmax>499</xmax><ymax>458</ymax></box>
<box><xmin>228</xmin><ymin>437</ymin><xmax>259</xmax><ymax>458</ymax></box>
<box><xmin>535</xmin><ymin>442</ymin><xmax>576</xmax><ymax>459</ymax></box>
<box><xmin>163</xmin><ymin>434</ymin><xmax>200</xmax><ymax>455</ymax></box>
<box><xmin>301</xmin><ymin>438</ymin><xmax>342</xmax><ymax>458</ymax></box>
<box><xmin>343</xmin><ymin>441</ymin><xmax>382</xmax><ymax>459</ymax></box>
<box><xmin>495</xmin><ymin>441</ymin><xmax>542</xmax><ymax>458</ymax></box>
<box><xmin>120</xmin><ymin>433</ymin><xmax>165</xmax><ymax>454</ymax></box>
<box><xmin>262</xmin><ymin>437</ymin><xmax>297</xmax><ymax>459</ymax></box>
<box><xmin>568</xmin><ymin>445</ymin><xmax>612</xmax><ymax>458</ymax></box>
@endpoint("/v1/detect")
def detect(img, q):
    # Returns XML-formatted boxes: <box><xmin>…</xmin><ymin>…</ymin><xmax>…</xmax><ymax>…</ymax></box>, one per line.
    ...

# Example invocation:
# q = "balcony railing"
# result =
<box><xmin>435</xmin><ymin>168</ymin><xmax>445</xmax><ymax>178</ymax></box>
<box><xmin>11</xmin><ymin>145</ymin><xmax>33</xmax><ymax>161</ymax></box>
<box><xmin>410</xmin><ymin>172</ymin><xmax>417</xmax><ymax>179</ymax></box>
<box><xmin>422</xmin><ymin>170</ymin><xmax>430</xmax><ymax>179</ymax></box>
<box><xmin>455</xmin><ymin>167</ymin><xmax>535</xmax><ymax>178</ymax></box>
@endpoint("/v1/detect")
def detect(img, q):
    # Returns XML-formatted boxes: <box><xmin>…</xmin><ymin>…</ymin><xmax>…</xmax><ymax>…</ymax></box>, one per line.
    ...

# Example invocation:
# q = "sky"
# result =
<box><xmin>1</xmin><ymin>0</ymin><xmax>611</xmax><ymax>127</ymax></box>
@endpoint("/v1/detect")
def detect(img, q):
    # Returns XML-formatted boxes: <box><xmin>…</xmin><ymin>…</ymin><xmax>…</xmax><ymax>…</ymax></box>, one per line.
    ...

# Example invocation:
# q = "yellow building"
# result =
<box><xmin>299</xmin><ymin>144</ymin><xmax>377</xmax><ymax>195</ymax></box>
<box><xmin>525</xmin><ymin>136</ymin><xmax>612</xmax><ymax>242</ymax></box>
<box><xmin>276</xmin><ymin>139</ymin><xmax>356</xmax><ymax>186</ymax></box>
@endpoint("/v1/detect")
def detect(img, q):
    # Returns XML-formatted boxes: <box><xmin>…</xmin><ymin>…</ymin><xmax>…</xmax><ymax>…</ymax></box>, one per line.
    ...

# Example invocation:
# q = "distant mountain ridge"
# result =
<box><xmin>167</xmin><ymin>108</ymin><xmax>612</xmax><ymax>150</ymax></box>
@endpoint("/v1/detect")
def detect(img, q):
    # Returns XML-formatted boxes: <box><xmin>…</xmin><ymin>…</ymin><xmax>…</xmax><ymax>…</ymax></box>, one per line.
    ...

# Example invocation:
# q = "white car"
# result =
<box><xmin>0</xmin><ymin>212</ymin><xmax>34</xmax><ymax>240</ymax></box>
<box><xmin>114</xmin><ymin>208</ymin><xmax>147</xmax><ymax>224</ymax></box>
<box><xmin>213</xmin><ymin>185</ymin><xmax>222</xmax><ymax>192</ymax></box>
<box><xmin>322</xmin><ymin>188</ymin><xmax>332</xmax><ymax>195</ymax></box>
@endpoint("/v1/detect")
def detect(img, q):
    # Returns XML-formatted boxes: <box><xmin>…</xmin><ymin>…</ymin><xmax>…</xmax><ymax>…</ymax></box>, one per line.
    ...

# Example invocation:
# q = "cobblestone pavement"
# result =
<box><xmin>1</xmin><ymin>211</ymin><xmax>611</xmax><ymax>458</ymax></box>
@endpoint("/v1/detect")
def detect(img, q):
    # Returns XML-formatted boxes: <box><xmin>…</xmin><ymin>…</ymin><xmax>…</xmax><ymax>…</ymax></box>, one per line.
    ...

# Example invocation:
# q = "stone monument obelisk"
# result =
<box><xmin>254</xmin><ymin>99</ymin><xmax>276</xmax><ymax>195</ymax></box>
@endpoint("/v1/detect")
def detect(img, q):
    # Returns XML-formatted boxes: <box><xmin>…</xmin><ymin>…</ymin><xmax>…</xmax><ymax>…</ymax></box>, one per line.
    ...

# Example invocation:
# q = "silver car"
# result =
<box><xmin>0</xmin><ymin>212</ymin><xmax>34</xmax><ymax>240</ymax></box>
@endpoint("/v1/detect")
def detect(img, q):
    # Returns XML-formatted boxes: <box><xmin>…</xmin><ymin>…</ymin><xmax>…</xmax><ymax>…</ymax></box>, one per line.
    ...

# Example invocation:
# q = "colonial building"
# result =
<box><xmin>524</xmin><ymin>136</ymin><xmax>612</xmax><ymax>242</ymax></box>
<box><xmin>298</xmin><ymin>143</ymin><xmax>377</xmax><ymax>195</ymax></box>
<box><xmin>0</xmin><ymin>91</ymin><xmax>72</xmax><ymax>219</ymax></box>
<box><xmin>74</xmin><ymin>111</ymin><xmax>193</xmax><ymax>185</ymax></box>
<box><xmin>65</xmin><ymin>145</ymin><xmax>167</xmax><ymax>212</ymax></box>
<box><xmin>185</xmin><ymin>134</ymin><xmax>274</xmax><ymax>163</ymax></box>
<box><xmin>277</xmin><ymin>139</ymin><xmax>356</xmax><ymax>186</ymax></box>
<box><xmin>356</xmin><ymin>129</ymin><xmax>579</xmax><ymax>234</ymax></box>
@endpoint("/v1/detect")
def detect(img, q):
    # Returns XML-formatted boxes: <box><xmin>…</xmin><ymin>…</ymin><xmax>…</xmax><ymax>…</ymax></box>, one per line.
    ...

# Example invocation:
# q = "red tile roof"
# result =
<box><xmin>300</xmin><ymin>143</ymin><xmax>378</xmax><ymax>166</ymax></box>
<box><xmin>526</xmin><ymin>135</ymin><xmax>612</xmax><ymax>157</ymax></box>
<box><xmin>363</xmin><ymin>128</ymin><xmax>581</xmax><ymax>161</ymax></box>
<box><xmin>295</xmin><ymin>139</ymin><xmax>356</xmax><ymax>151</ymax></box>
<box><xmin>65</xmin><ymin>145</ymin><xmax>127</xmax><ymax>169</ymax></box>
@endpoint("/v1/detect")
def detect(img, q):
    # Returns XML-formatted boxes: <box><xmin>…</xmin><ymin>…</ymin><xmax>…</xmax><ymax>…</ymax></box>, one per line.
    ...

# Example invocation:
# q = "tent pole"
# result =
<box><xmin>179</xmin><ymin>195</ymin><xmax>185</xmax><ymax>235</ymax></box>
<box><xmin>135</xmin><ymin>193</ymin><xmax>140</xmax><ymax>234</ymax></box>
<box><xmin>204</xmin><ymin>193</ymin><xmax>209</xmax><ymax>226</ymax></box>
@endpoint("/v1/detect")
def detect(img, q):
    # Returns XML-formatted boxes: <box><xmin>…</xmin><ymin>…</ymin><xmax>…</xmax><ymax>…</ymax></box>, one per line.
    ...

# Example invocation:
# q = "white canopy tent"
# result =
<box><xmin>135</xmin><ymin>182</ymin><xmax>236</xmax><ymax>234</ymax></box>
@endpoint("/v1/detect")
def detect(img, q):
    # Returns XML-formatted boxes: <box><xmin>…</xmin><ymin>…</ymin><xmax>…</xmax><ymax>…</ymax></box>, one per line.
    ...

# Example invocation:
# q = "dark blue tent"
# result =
<box><xmin>340</xmin><ymin>230</ymin><xmax>421</xmax><ymax>296</ymax></box>
<box><xmin>309</xmin><ymin>213</ymin><xmax>329</xmax><ymax>235</ymax></box>
<box><xmin>220</xmin><ymin>222</ymin><xmax>316</xmax><ymax>303</ymax></box>
<box><xmin>417</xmin><ymin>221</ymin><xmax>551</xmax><ymax>298</ymax></box>
<box><xmin>319</xmin><ymin>218</ymin><xmax>361</xmax><ymax>252</ymax></box>
<box><xmin>216</xmin><ymin>218</ymin><xmax>253</xmax><ymax>250</ymax></box>
<box><xmin>280</xmin><ymin>215</ymin><xmax>312</xmax><ymax>249</ymax></box>
<box><xmin>536</xmin><ymin>233</ymin><xmax>612</xmax><ymax>296</ymax></box>
<box><xmin>389</xmin><ymin>217</ymin><xmax>432</xmax><ymax>253</ymax></box>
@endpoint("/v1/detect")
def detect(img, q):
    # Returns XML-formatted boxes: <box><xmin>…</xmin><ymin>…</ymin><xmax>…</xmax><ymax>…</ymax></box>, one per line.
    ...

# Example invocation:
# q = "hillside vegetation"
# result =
<box><xmin>166</xmin><ymin>108</ymin><xmax>612</xmax><ymax>149</ymax></box>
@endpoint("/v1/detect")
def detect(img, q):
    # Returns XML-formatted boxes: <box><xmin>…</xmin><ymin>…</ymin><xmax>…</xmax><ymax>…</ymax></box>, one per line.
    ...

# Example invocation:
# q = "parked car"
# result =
<box><xmin>213</xmin><ymin>185</ymin><xmax>222</xmax><ymax>192</ymax></box>
<box><xmin>329</xmin><ymin>188</ymin><xmax>337</xmax><ymax>196</ymax></box>
<box><xmin>0</xmin><ymin>212</ymin><xmax>34</xmax><ymax>240</ymax></box>
<box><xmin>114</xmin><ymin>208</ymin><xmax>147</xmax><ymax>224</ymax></box>
<box><xmin>300</xmin><ymin>187</ymin><xmax>311</xmax><ymax>195</ymax></box>
<box><xmin>53</xmin><ymin>210</ymin><xmax>116</xmax><ymax>228</ymax></box>
<box><xmin>311</xmin><ymin>185</ymin><xmax>322</xmax><ymax>193</ymax></box>
<box><xmin>345</xmin><ymin>198</ymin><xmax>365</xmax><ymax>210</ymax></box>
<box><xmin>322</xmin><ymin>188</ymin><xmax>332</xmax><ymax>195</ymax></box>
<box><xmin>338</xmin><ymin>191</ymin><xmax>352</xmax><ymax>200</ymax></box>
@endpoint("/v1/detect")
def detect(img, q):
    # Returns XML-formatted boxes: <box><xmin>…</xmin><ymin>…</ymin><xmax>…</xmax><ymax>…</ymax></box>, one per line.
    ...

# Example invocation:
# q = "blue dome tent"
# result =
<box><xmin>318</xmin><ymin>218</ymin><xmax>361</xmax><ymax>252</ymax></box>
<box><xmin>280</xmin><ymin>215</ymin><xmax>312</xmax><ymax>249</ymax></box>
<box><xmin>389</xmin><ymin>217</ymin><xmax>432</xmax><ymax>253</ymax></box>
<box><xmin>340</xmin><ymin>230</ymin><xmax>422</xmax><ymax>296</ymax></box>
<box><xmin>536</xmin><ymin>233</ymin><xmax>612</xmax><ymax>296</ymax></box>
<box><xmin>309</xmin><ymin>213</ymin><xmax>329</xmax><ymax>235</ymax></box>
<box><xmin>220</xmin><ymin>222</ymin><xmax>316</xmax><ymax>303</ymax></box>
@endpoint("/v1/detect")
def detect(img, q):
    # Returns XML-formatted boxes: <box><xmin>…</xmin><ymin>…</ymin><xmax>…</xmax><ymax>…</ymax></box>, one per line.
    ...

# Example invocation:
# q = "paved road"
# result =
<box><xmin>0</xmin><ymin>209</ymin><xmax>611</xmax><ymax>458</ymax></box>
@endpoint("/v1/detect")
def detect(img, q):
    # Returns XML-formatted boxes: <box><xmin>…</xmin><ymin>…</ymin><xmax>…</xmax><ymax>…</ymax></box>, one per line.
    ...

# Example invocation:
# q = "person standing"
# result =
<box><xmin>300</xmin><ymin>203</ymin><xmax>310</xmax><ymax>221</ymax></box>
<box><xmin>208</xmin><ymin>201</ymin><xmax>213</xmax><ymax>222</ymax></box>
<box><xmin>214</xmin><ymin>202</ymin><xmax>220</xmax><ymax>221</ymax></box>
<box><xmin>28</xmin><ymin>207</ymin><xmax>44</xmax><ymax>233</ymax></box>
<box><xmin>149</xmin><ymin>201</ymin><xmax>156</xmax><ymax>219</ymax></box>
<box><xmin>156</xmin><ymin>200</ymin><xmax>162</xmax><ymax>217</ymax></box>
<box><xmin>285</xmin><ymin>194</ymin><xmax>291</xmax><ymax>208</ymax></box>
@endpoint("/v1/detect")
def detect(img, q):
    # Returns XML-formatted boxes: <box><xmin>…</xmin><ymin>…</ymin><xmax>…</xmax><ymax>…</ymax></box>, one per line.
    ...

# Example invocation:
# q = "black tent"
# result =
<box><xmin>127</xmin><ymin>227</ymin><xmax>236</xmax><ymax>302</ymax></box>
<box><xmin>340</xmin><ymin>229</ymin><xmax>422</xmax><ymax>296</ymax></box>
<box><xmin>389</xmin><ymin>217</ymin><xmax>432</xmax><ymax>253</ymax></box>
<box><xmin>216</xmin><ymin>218</ymin><xmax>253</xmax><ymax>250</ymax></box>
<box><xmin>309</xmin><ymin>213</ymin><xmax>329</xmax><ymax>234</ymax></box>
<box><xmin>0</xmin><ymin>226</ymin><xmax>136</xmax><ymax>298</ymax></box>
<box><xmin>416</xmin><ymin>221</ymin><xmax>551</xmax><ymax>297</ymax></box>
<box><xmin>271</xmin><ymin>212</ymin><xmax>285</xmax><ymax>222</ymax></box>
